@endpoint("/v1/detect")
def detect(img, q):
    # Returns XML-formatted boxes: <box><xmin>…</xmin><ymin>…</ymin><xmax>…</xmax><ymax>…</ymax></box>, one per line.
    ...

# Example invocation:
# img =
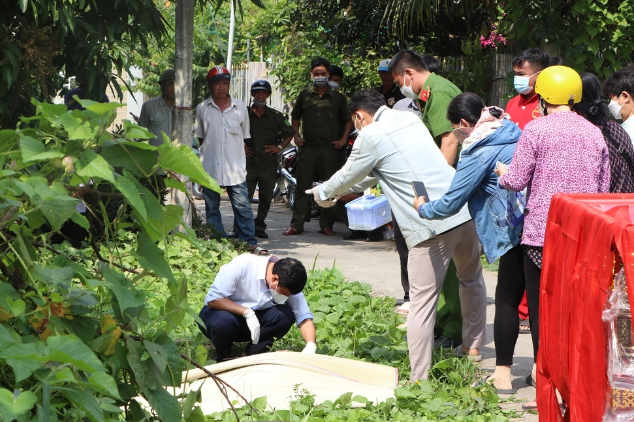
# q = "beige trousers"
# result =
<box><xmin>407</xmin><ymin>220</ymin><xmax>487</xmax><ymax>381</ymax></box>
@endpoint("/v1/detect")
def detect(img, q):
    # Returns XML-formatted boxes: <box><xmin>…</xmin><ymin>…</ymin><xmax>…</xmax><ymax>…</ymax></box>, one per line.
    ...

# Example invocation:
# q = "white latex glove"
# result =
<box><xmin>243</xmin><ymin>308</ymin><xmax>260</xmax><ymax>344</ymax></box>
<box><xmin>305</xmin><ymin>186</ymin><xmax>336</xmax><ymax>208</ymax></box>
<box><xmin>302</xmin><ymin>341</ymin><xmax>317</xmax><ymax>354</ymax></box>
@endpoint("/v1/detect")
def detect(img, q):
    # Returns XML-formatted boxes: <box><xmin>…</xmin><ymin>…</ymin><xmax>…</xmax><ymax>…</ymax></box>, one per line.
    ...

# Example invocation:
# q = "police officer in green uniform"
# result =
<box><xmin>283</xmin><ymin>57</ymin><xmax>353</xmax><ymax>236</ymax></box>
<box><xmin>245</xmin><ymin>80</ymin><xmax>296</xmax><ymax>239</ymax></box>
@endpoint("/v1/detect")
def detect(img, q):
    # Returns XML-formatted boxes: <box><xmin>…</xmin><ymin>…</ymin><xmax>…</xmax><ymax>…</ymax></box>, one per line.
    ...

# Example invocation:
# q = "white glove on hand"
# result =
<box><xmin>243</xmin><ymin>309</ymin><xmax>260</xmax><ymax>344</ymax></box>
<box><xmin>305</xmin><ymin>186</ymin><xmax>336</xmax><ymax>208</ymax></box>
<box><xmin>302</xmin><ymin>342</ymin><xmax>317</xmax><ymax>354</ymax></box>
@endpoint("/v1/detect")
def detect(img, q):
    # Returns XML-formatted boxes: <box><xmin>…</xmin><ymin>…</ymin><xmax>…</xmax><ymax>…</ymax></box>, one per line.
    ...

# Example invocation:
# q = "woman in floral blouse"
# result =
<box><xmin>495</xmin><ymin>66</ymin><xmax>610</xmax><ymax>409</ymax></box>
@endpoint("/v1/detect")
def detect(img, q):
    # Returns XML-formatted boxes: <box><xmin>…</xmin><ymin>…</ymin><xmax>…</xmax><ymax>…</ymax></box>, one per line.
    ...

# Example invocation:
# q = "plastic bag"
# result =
<box><xmin>604</xmin><ymin>268</ymin><xmax>634</xmax><ymax>421</ymax></box>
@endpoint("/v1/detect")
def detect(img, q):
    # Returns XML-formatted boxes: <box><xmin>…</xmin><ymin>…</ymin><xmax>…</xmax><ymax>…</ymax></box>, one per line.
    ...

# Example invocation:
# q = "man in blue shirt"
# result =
<box><xmin>198</xmin><ymin>255</ymin><xmax>317</xmax><ymax>362</ymax></box>
<box><xmin>64</xmin><ymin>73</ymin><xmax>110</xmax><ymax>110</ymax></box>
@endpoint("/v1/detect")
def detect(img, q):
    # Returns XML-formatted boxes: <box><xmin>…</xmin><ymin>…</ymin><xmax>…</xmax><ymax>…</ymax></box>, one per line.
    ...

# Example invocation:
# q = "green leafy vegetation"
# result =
<box><xmin>0</xmin><ymin>100</ymin><xmax>222</xmax><ymax>421</ymax></box>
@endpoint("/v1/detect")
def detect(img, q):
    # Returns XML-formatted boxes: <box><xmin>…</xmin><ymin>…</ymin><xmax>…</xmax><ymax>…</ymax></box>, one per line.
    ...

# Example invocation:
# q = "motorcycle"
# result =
<box><xmin>273</xmin><ymin>145</ymin><xmax>298</xmax><ymax>210</ymax></box>
<box><xmin>272</xmin><ymin>129</ymin><xmax>358</xmax><ymax>213</ymax></box>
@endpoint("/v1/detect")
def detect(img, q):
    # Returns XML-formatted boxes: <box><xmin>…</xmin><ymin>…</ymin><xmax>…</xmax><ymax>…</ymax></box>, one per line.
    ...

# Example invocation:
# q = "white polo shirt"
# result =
<box><xmin>194</xmin><ymin>97</ymin><xmax>250</xmax><ymax>186</ymax></box>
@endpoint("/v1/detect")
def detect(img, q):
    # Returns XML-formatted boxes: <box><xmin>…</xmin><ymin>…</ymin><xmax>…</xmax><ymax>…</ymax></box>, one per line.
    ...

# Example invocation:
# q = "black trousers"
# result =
<box><xmin>524</xmin><ymin>249</ymin><xmax>541</xmax><ymax>362</ymax></box>
<box><xmin>493</xmin><ymin>244</ymin><xmax>528</xmax><ymax>365</ymax></box>
<box><xmin>391</xmin><ymin>214</ymin><xmax>410</xmax><ymax>302</ymax></box>
<box><xmin>198</xmin><ymin>305</ymin><xmax>295</xmax><ymax>362</ymax></box>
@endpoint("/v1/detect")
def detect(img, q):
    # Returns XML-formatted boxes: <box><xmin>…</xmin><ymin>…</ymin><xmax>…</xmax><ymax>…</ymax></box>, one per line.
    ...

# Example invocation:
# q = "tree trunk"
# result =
<box><xmin>171</xmin><ymin>0</ymin><xmax>195</xmax><ymax>229</ymax></box>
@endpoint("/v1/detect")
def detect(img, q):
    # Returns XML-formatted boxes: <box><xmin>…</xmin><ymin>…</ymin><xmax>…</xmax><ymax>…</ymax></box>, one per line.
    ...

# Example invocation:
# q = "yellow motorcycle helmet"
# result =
<box><xmin>534</xmin><ymin>66</ymin><xmax>583</xmax><ymax>105</ymax></box>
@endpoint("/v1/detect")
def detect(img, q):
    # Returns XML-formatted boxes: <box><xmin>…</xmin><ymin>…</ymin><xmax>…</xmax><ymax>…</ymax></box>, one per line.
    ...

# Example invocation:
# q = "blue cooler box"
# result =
<box><xmin>345</xmin><ymin>194</ymin><xmax>392</xmax><ymax>230</ymax></box>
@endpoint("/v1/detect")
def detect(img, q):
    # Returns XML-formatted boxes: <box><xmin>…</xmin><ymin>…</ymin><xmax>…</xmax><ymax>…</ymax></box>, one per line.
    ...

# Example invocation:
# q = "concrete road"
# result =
<box><xmin>198</xmin><ymin>198</ymin><xmax>539</xmax><ymax>421</ymax></box>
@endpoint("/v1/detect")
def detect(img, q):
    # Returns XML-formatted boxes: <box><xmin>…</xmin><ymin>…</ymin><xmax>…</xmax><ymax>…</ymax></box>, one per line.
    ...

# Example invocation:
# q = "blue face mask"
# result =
<box><xmin>513</xmin><ymin>71</ymin><xmax>540</xmax><ymax>95</ymax></box>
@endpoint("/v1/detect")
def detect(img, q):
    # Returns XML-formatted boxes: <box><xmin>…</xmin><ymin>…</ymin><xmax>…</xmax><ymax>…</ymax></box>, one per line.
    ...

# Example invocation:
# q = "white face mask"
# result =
<box><xmin>354</xmin><ymin>114</ymin><xmax>363</xmax><ymax>132</ymax></box>
<box><xmin>400</xmin><ymin>73</ymin><xmax>418</xmax><ymax>100</ymax></box>
<box><xmin>609</xmin><ymin>98</ymin><xmax>623</xmax><ymax>120</ymax></box>
<box><xmin>328</xmin><ymin>81</ymin><xmax>340</xmax><ymax>90</ymax></box>
<box><xmin>270</xmin><ymin>283</ymin><xmax>289</xmax><ymax>304</ymax></box>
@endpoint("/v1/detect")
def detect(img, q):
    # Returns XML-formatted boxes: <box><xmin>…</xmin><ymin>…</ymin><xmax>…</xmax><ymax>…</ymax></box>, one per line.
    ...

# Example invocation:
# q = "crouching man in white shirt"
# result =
<box><xmin>198</xmin><ymin>254</ymin><xmax>317</xmax><ymax>362</ymax></box>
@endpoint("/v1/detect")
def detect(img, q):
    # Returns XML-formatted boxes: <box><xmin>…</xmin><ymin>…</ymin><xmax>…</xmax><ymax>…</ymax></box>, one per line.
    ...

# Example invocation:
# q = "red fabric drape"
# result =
<box><xmin>538</xmin><ymin>193</ymin><xmax>634</xmax><ymax>422</ymax></box>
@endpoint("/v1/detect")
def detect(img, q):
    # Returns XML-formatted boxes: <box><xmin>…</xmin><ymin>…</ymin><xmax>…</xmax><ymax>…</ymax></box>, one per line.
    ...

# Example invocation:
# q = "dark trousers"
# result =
<box><xmin>202</xmin><ymin>183</ymin><xmax>257</xmax><ymax>246</ymax></box>
<box><xmin>524</xmin><ymin>249</ymin><xmax>541</xmax><ymax>362</ymax></box>
<box><xmin>493</xmin><ymin>245</ymin><xmax>528</xmax><ymax>365</ymax></box>
<box><xmin>246</xmin><ymin>161</ymin><xmax>277</xmax><ymax>232</ymax></box>
<box><xmin>291</xmin><ymin>146</ymin><xmax>339</xmax><ymax>231</ymax></box>
<box><xmin>198</xmin><ymin>305</ymin><xmax>295</xmax><ymax>362</ymax></box>
<box><xmin>392</xmin><ymin>215</ymin><xmax>410</xmax><ymax>302</ymax></box>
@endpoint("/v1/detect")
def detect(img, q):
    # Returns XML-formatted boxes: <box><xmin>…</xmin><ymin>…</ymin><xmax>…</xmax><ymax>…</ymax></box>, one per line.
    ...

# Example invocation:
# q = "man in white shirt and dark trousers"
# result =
<box><xmin>195</xmin><ymin>66</ymin><xmax>265</xmax><ymax>255</ymax></box>
<box><xmin>198</xmin><ymin>255</ymin><xmax>317</xmax><ymax>362</ymax></box>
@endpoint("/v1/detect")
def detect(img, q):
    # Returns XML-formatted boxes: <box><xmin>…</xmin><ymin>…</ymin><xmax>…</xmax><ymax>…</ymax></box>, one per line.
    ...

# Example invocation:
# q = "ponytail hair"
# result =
<box><xmin>575</xmin><ymin>72</ymin><xmax>608</xmax><ymax>124</ymax></box>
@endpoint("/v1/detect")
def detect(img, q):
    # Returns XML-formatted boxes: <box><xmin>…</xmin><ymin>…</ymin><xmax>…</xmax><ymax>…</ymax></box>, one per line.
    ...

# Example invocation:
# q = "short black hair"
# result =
<box><xmin>446</xmin><ymin>93</ymin><xmax>487</xmax><ymax>125</ymax></box>
<box><xmin>273</xmin><ymin>258</ymin><xmax>307</xmax><ymax>295</ymax></box>
<box><xmin>310</xmin><ymin>57</ymin><xmax>331</xmax><ymax>71</ymax></box>
<box><xmin>574</xmin><ymin>72</ymin><xmax>608</xmax><ymax>124</ymax></box>
<box><xmin>512</xmin><ymin>48</ymin><xmax>551</xmax><ymax>71</ymax></box>
<box><xmin>549</xmin><ymin>56</ymin><xmax>565</xmax><ymax>66</ymax></box>
<box><xmin>420</xmin><ymin>54</ymin><xmax>441</xmax><ymax>74</ymax></box>
<box><xmin>329</xmin><ymin>65</ymin><xmax>344</xmax><ymax>80</ymax></box>
<box><xmin>388</xmin><ymin>50</ymin><xmax>428</xmax><ymax>75</ymax></box>
<box><xmin>348</xmin><ymin>89</ymin><xmax>387</xmax><ymax>116</ymax></box>
<box><xmin>604</xmin><ymin>68</ymin><xmax>634</xmax><ymax>98</ymax></box>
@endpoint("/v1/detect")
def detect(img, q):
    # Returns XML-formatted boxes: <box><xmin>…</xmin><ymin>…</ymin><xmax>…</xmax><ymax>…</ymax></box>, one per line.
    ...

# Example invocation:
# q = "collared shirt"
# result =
<box><xmin>203</xmin><ymin>254</ymin><xmax>314</xmax><ymax>326</ymax></box>
<box><xmin>138</xmin><ymin>96</ymin><xmax>173</xmax><ymax>147</ymax></box>
<box><xmin>291</xmin><ymin>85</ymin><xmax>351</xmax><ymax>147</ymax></box>
<box><xmin>194</xmin><ymin>97</ymin><xmax>250</xmax><ymax>186</ymax></box>
<box><xmin>375</xmin><ymin>84</ymin><xmax>405</xmax><ymax>108</ymax></box>
<box><xmin>505</xmin><ymin>93</ymin><xmax>540</xmax><ymax>130</ymax></box>
<box><xmin>248</xmin><ymin>106</ymin><xmax>296</xmax><ymax>166</ymax></box>
<box><xmin>417</xmin><ymin>73</ymin><xmax>462</xmax><ymax>147</ymax></box>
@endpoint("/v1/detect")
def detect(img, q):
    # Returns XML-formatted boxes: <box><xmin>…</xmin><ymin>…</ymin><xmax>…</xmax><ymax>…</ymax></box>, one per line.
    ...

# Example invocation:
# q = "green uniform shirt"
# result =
<box><xmin>418</xmin><ymin>73</ymin><xmax>462</xmax><ymax>147</ymax></box>
<box><xmin>291</xmin><ymin>86</ymin><xmax>351</xmax><ymax>148</ymax></box>
<box><xmin>247</xmin><ymin>106</ymin><xmax>296</xmax><ymax>165</ymax></box>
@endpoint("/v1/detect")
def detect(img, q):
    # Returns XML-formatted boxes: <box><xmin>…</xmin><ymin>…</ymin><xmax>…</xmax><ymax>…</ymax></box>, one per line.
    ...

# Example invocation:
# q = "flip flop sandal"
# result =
<box><xmin>472</xmin><ymin>375</ymin><xmax>517</xmax><ymax>395</ymax></box>
<box><xmin>519</xmin><ymin>319</ymin><xmax>531</xmax><ymax>334</ymax></box>
<box><xmin>250</xmin><ymin>246</ymin><xmax>269</xmax><ymax>256</ymax></box>
<box><xmin>526</xmin><ymin>373</ymin><xmax>535</xmax><ymax>386</ymax></box>
<box><xmin>521</xmin><ymin>401</ymin><xmax>566</xmax><ymax>413</ymax></box>
<box><xmin>452</xmin><ymin>345</ymin><xmax>483</xmax><ymax>362</ymax></box>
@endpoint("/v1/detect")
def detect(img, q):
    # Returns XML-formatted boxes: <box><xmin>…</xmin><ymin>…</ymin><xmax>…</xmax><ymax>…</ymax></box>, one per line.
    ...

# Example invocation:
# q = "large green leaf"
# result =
<box><xmin>144</xmin><ymin>387</ymin><xmax>182</xmax><ymax>422</ymax></box>
<box><xmin>157</xmin><ymin>142</ymin><xmax>221</xmax><ymax>193</ymax></box>
<box><xmin>123</xmin><ymin>120</ymin><xmax>154</xmax><ymax>140</ymax></box>
<box><xmin>0</xmin><ymin>342</ymin><xmax>47</xmax><ymax>383</ymax></box>
<box><xmin>134</xmin><ymin>232</ymin><xmax>175</xmax><ymax>283</ymax></box>
<box><xmin>143</xmin><ymin>340</ymin><xmax>168</xmax><ymax>373</ymax></box>
<box><xmin>85</xmin><ymin>102</ymin><xmax>123</xmax><ymax>116</ymax></box>
<box><xmin>63</xmin><ymin>386</ymin><xmax>104</xmax><ymax>422</ymax></box>
<box><xmin>155</xmin><ymin>333</ymin><xmax>184</xmax><ymax>387</ymax></box>
<box><xmin>47</xmin><ymin>335</ymin><xmax>106</xmax><ymax>373</ymax></box>
<box><xmin>114</xmin><ymin>174</ymin><xmax>148</xmax><ymax>223</ymax></box>
<box><xmin>20</xmin><ymin>136</ymin><xmax>64</xmax><ymax>163</ymax></box>
<box><xmin>60</xmin><ymin>113</ymin><xmax>97</xmax><ymax>140</ymax></box>
<box><xmin>101</xmin><ymin>265</ymin><xmax>145</xmax><ymax>315</ymax></box>
<box><xmin>101</xmin><ymin>143</ymin><xmax>158</xmax><ymax>177</ymax></box>
<box><xmin>126</xmin><ymin>337</ymin><xmax>164</xmax><ymax>391</ymax></box>
<box><xmin>76</xmin><ymin>150</ymin><xmax>115</xmax><ymax>183</ymax></box>
<box><xmin>0</xmin><ymin>389</ymin><xmax>38</xmax><ymax>421</ymax></box>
